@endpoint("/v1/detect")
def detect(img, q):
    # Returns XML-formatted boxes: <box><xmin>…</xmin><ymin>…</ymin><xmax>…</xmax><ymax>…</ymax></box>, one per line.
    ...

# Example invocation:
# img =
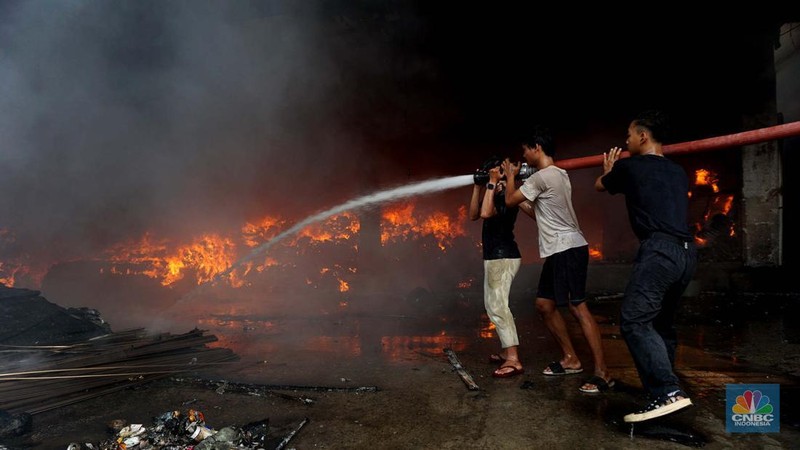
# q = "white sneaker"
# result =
<box><xmin>624</xmin><ymin>390</ymin><xmax>692</xmax><ymax>423</ymax></box>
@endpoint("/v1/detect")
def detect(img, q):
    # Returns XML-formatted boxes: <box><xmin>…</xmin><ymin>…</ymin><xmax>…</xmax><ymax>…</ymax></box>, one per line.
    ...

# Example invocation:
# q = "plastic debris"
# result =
<box><xmin>66</xmin><ymin>408</ymin><xmax>278</xmax><ymax>450</ymax></box>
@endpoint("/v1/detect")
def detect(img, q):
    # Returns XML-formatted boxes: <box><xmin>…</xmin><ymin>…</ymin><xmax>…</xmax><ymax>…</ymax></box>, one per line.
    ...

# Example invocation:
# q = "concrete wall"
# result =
<box><xmin>776</xmin><ymin>23</ymin><xmax>800</xmax><ymax>268</ymax></box>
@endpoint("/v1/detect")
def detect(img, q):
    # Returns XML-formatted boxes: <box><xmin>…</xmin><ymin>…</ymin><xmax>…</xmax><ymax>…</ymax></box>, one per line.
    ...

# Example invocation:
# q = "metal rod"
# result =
<box><xmin>0</xmin><ymin>328</ymin><xmax>238</xmax><ymax>414</ymax></box>
<box><xmin>444</xmin><ymin>348</ymin><xmax>480</xmax><ymax>391</ymax></box>
<box><xmin>275</xmin><ymin>417</ymin><xmax>309</xmax><ymax>450</ymax></box>
<box><xmin>0</xmin><ymin>361</ymin><xmax>233</xmax><ymax>377</ymax></box>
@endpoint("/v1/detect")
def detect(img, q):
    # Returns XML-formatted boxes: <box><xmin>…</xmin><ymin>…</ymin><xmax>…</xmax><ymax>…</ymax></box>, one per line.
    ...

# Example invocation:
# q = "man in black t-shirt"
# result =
<box><xmin>595</xmin><ymin>110</ymin><xmax>698</xmax><ymax>423</ymax></box>
<box><xmin>469</xmin><ymin>157</ymin><xmax>525</xmax><ymax>378</ymax></box>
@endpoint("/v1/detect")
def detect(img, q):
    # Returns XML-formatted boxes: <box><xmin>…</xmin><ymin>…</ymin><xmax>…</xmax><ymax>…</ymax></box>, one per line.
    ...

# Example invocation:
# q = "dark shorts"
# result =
<box><xmin>537</xmin><ymin>245</ymin><xmax>589</xmax><ymax>306</ymax></box>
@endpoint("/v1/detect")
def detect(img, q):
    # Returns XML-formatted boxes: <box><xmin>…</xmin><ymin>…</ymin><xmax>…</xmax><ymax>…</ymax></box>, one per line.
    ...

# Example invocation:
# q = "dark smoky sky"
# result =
<box><xmin>0</xmin><ymin>0</ymin><xmax>793</xmax><ymax>263</ymax></box>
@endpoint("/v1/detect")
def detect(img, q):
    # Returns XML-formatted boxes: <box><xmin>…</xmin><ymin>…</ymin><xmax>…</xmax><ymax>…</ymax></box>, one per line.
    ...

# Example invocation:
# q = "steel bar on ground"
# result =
<box><xmin>444</xmin><ymin>348</ymin><xmax>480</xmax><ymax>391</ymax></box>
<box><xmin>275</xmin><ymin>417</ymin><xmax>309</xmax><ymax>450</ymax></box>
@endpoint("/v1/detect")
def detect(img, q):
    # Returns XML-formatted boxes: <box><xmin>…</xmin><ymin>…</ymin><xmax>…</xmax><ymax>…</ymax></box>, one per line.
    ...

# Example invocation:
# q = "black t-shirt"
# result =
<box><xmin>601</xmin><ymin>154</ymin><xmax>693</xmax><ymax>241</ymax></box>
<box><xmin>482</xmin><ymin>191</ymin><xmax>522</xmax><ymax>260</ymax></box>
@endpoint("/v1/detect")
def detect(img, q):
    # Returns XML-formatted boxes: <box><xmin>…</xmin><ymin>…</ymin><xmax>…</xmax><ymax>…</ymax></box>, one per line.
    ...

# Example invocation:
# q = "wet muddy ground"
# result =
<box><xmin>5</xmin><ymin>289</ymin><xmax>800</xmax><ymax>449</ymax></box>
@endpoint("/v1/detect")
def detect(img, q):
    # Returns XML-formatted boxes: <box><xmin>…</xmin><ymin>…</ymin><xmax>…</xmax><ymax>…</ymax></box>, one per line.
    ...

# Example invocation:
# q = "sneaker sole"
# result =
<box><xmin>624</xmin><ymin>398</ymin><xmax>693</xmax><ymax>423</ymax></box>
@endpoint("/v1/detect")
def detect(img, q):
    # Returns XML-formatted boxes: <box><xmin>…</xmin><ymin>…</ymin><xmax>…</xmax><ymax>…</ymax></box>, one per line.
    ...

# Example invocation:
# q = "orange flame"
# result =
<box><xmin>480</xmin><ymin>317</ymin><xmax>496</xmax><ymax>339</ymax></box>
<box><xmin>103</xmin><ymin>233</ymin><xmax>239</xmax><ymax>286</ymax></box>
<box><xmin>704</xmin><ymin>195</ymin><xmax>734</xmax><ymax>222</ymax></box>
<box><xmin>242</xmin><ymin>216</ymin><xmax>284</xmax><ymax>247</ymax></box>
<box><xmin>3</xmin><ymin>200</ymin><xmax>472</xmax><ymax>290</ymax></box>
<box><xmin>589</xmin><ymin>244</ymin><xmax>603</xmax><ymax>260</ymax></box>
<box><xmin>381</xmin><ymin>203</ymin><xmax>416</xmax><ymax>243</ymax></box>
<box><xmin>161</xmin><ymin>234</ymin><xmax>239</xmax><ymax>286</ymax></box>
<box><xmin>0</xmin><ymin>262</ymin><xmax>18</xmax><ymax>287</ymax></box>
<box><xmin>381</xmin><ymin>203</ymin><xmax>466</xmax><ymax>251</ymax></box>
<box><xmin>293</xmin><ymin>212</ymin><xmax>360</xmax><ymax>245</ymax></box>
<box><xmin>0</xmin><ymin>229</ymin><xmax>55</xmax><ymax>287</ymax></box>
<box><xmin>694</xmin><ymin>169</ymin><xmax>720</xmax><ymax>193</ymax></box>
<box><xmin>691</xmin><ymin>168</ymin><xmax>737</xmax><ymax>246</ymax></box>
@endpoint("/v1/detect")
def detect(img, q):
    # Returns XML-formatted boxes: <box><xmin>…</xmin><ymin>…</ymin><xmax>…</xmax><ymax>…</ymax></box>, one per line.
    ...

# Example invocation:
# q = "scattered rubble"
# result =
<box><xmin>0</xmin><ymin>410</ymin><xmax>30</xmax><ymax>439</ymax></box>
<box><xmin>0</xmin><ymin>285</ymin><xmax>352</xmax><ymax>449</ymax></box>
<box><xmin>1</xmin><ymin>286</ymin><xmax>239</xmax><ymax>416</ymax></box>
<box><xmin>64</xmin><ymin>408</ymin><xmax>279</xmax><ymax>450</ymax></box>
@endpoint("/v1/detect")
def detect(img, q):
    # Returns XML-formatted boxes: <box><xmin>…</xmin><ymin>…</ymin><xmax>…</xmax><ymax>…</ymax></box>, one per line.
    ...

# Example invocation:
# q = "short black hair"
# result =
<box><xmin>632</xmin><ymin>110</ymin><xmax>671</xmax><ymax>144</ymax></box>
<box><xmin>481</xmin><ymin>155</ymin><xmax>503</xmax><ymax>172</ymax></box>
<box><xmin>520</xmin><ymin>125</ymin><xmax>555</xmax><ymax>157</ymax></box>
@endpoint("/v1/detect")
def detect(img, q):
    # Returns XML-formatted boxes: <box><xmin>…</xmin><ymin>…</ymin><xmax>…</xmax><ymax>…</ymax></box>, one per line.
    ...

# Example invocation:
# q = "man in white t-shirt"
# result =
<box><xmin>502</xmin><ymin>127</ymin><xmax>613</xmax><ymax>393</ymax></box>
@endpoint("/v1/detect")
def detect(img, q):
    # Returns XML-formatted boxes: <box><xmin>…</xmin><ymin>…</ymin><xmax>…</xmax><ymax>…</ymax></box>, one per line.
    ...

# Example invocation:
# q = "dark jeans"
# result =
<box><xmin>620</xmin><ymin>236</ymin><xmax>697</xmax><ymax>398</ymax></box>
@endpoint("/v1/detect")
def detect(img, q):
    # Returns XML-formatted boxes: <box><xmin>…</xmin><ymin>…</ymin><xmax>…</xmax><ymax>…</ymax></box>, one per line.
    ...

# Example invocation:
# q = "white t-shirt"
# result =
<box><xmin>519</xmin><ymin>165</ymin><xmax>588</xmax><ymax>258</ymax></box>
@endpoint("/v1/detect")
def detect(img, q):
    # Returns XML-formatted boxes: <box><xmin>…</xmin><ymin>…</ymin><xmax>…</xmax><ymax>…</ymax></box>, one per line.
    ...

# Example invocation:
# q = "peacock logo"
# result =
<box><xmin>732</xmin><ymin>390</ymin><xmax>773</xmax><ymax>415</ymax></box>
<box><xmin>726</xmin><ymin>384</ymin><xmax>779</xmax><ymax>433</ymax></box>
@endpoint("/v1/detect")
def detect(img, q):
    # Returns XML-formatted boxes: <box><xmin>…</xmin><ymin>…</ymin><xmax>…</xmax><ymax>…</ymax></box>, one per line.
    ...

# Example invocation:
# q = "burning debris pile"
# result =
<box><xmin>1</xmin><ymin>164</ymin><xmax>743</xmax><ymax>307</ymax></box>
<box><xmin>1</xmin><ymin>200</ymin><xmax>473</xmax><ymax>295</ymax></box>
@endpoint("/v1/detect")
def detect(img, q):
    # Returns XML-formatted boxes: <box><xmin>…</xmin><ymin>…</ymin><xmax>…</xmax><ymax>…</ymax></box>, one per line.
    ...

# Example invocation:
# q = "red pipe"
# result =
<box><xmin>558</xmin><ymin>121</ymin><xmax>800</xmax><ymax>171</ymax></box>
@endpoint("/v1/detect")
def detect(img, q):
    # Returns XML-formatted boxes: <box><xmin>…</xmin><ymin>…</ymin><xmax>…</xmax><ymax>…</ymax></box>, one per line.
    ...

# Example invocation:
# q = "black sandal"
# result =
<box><xmin>542</xmin><ymin>361</ymin><xmax>583</xmax><ymax>376</ymax></box>
<box><xmin>579</xmin><ymin>375</ymin><xmax>615</xmax><ymax>393</ymax></box>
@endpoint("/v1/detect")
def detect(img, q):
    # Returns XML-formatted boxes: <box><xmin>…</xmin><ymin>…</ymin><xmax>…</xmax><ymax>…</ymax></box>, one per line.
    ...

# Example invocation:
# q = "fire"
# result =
<box><xmin>589</xmin><ymin>245</ymin><xmax>603</xmax><ymax>260</ymax></box>
<box><xmin>105</xmin><ymin>233</ymin><xmax>170</xmax><ymax>280</ymax></box>
<box><xmin>691</xmin><ymin>168</ymin><xmax>736</xmax><ymax>248</ymax></box>
<box><xmin>261</xmin><ymin>258</ymin><xmax>279</xmax><ymax>268</ymax></box>
<box><xmin>103</xmin><ymin>233</ymin><xmax>238</xmax><ymax>286</ymax></box>
<box><xmin>704</xmin><ymin>195</ymin><xmax>734</xmax><ymax>221</ymax></box>
<box><xmin>294</xmin><ymin>212</ymin><xmax>360</xmax><ymax>245</ymax></box>
<box><xmin>242</xmin><ymin>216</ymin><xmax>285</xmax><ymax>247</ymax></box>
<box><xmin>1</xmin><ymin>200</ymin><xmax>472</xmax><ymax>290</ymax></box>
<box><xmin>480</xmin><ymin>317</ymin><xmax>496</xmax><ymax>339</ymax></box>
<box><xmin>381</xmin><ymin>203</ymin><xmax>416</xmax><ymax>243</ymax></box>
<box><xmin>3</xmin><ymin>263</ymin><xmax>54</xmax><ymax>288</ymax></box>
<box><xmin>694</xmin><ymin>169</ymin><xmax>720</xmax><ymax>193</ymax></box>
<box><xmin>381</xmin><ymin>203</ymin><xmax>466</xmax><ymax>251</ymax></box>
<box><xmin>106</xmin><ymin>233</ymin><xmax>168</xmax><ymax>264</ymax></box>
<box><xmin>163</xmin><ymin>234</ymin><xmax>238</xmax><ymax>286</ymax></box>
<box><xmin>0</xmin><ymin>228</ymin><xmax>49</xmax><ymax>287</ymax></box>
<box><xmin>0</xmin><ymin>261</ymin><xmax>18</xmax><ymax>287</ymax></box>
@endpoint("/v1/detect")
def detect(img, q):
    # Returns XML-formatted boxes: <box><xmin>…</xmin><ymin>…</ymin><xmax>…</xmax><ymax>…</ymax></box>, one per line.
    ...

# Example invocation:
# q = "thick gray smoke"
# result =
<box><xmin>0</xmin><ymin>2</ymin><xmax>314</xmax><ymax>254</ymax></box>
<box><xmin>0</xmin><ymin>1</ymin><xmax>443</xmax><ymax>268</ymax></box>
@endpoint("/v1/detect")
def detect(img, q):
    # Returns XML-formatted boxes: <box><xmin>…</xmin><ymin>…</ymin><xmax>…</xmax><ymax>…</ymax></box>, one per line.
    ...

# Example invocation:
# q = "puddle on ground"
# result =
<box><xmin>183</xmin><ymin>290</ymin><xmax>798</xmax><ymax>435</ymax></box>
